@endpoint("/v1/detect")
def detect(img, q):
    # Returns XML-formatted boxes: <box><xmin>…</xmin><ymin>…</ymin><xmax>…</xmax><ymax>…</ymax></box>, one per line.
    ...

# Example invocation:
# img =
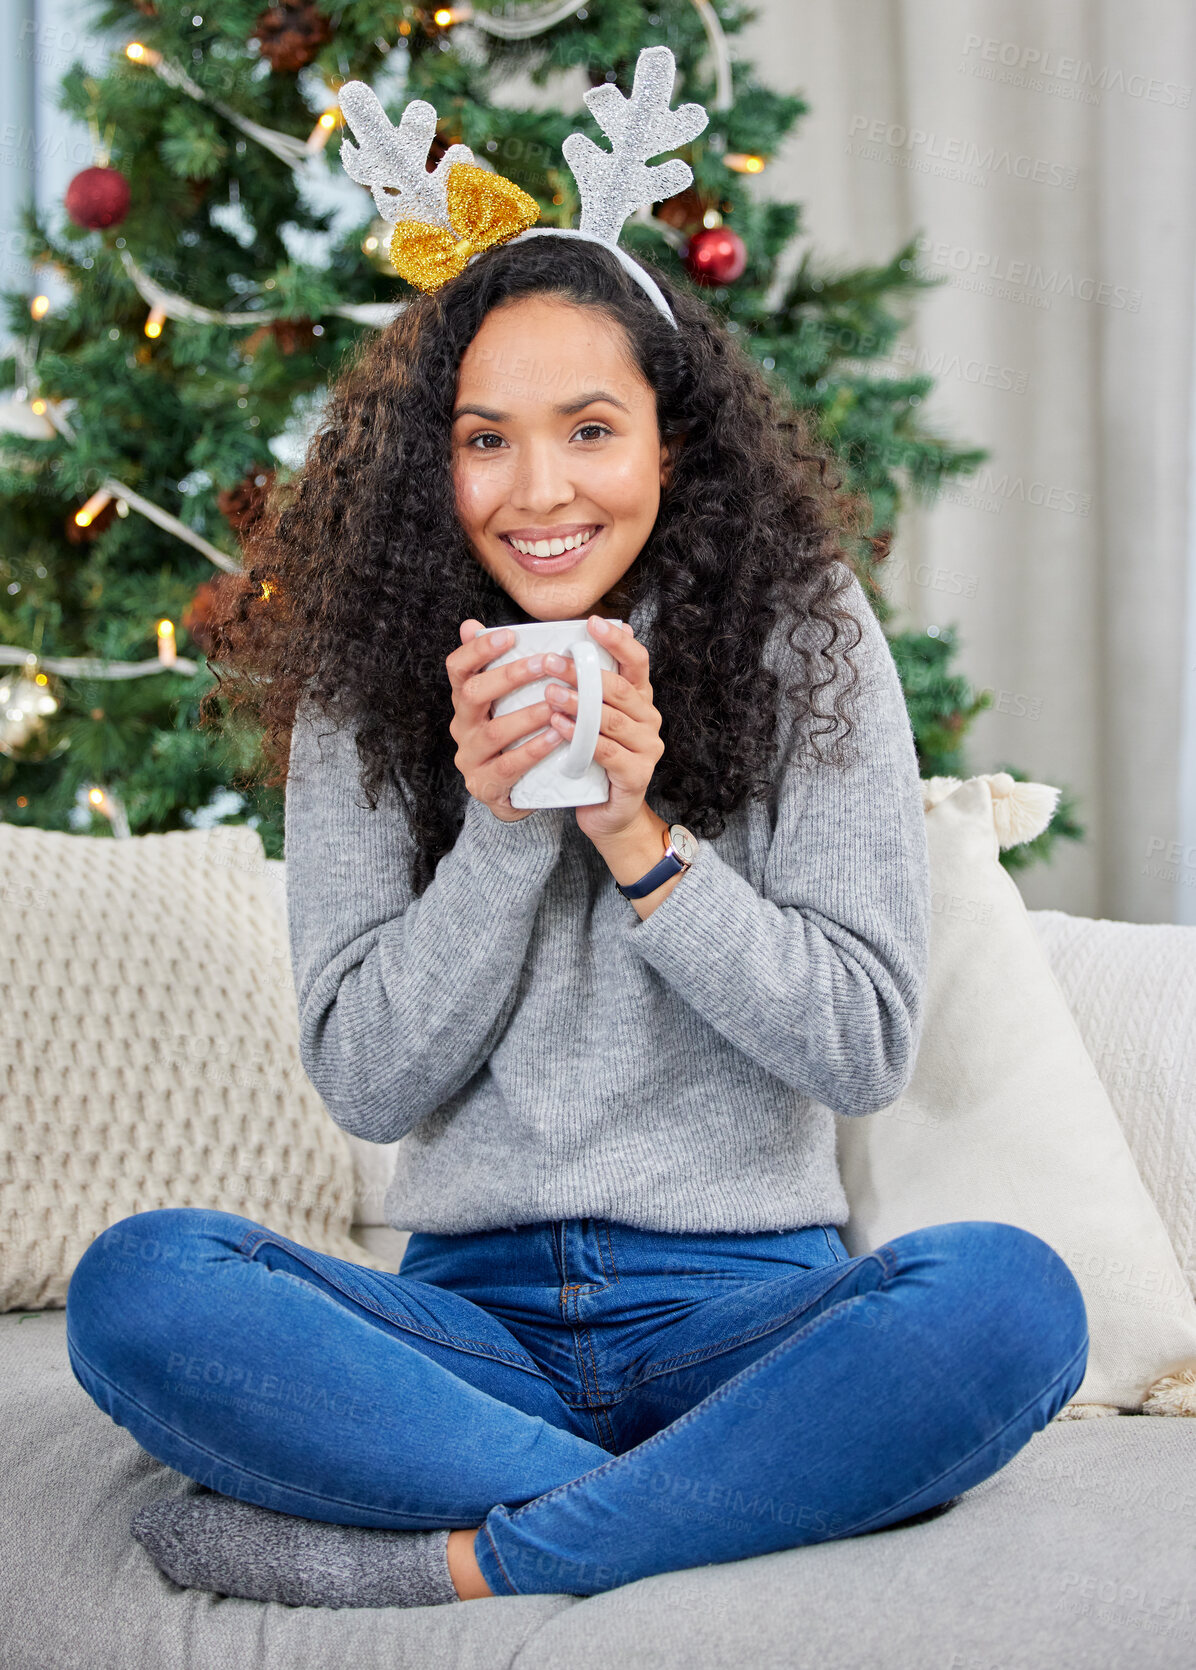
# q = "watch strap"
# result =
<box><xmin>615</xmin><ymin>825</ymin><xmax>690</xmax><ymax>900</ymax></box>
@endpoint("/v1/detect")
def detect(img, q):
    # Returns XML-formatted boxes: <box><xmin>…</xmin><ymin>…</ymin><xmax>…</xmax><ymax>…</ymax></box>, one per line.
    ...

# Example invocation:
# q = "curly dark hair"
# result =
<box><xmin>199</xmin><ymin>233</ymin><xmax>878</xmax><ymax>896</ymax></box>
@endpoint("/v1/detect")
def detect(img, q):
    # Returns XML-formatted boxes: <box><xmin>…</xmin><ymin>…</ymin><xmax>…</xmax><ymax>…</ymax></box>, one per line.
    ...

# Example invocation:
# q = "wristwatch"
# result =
<box><xmin>615</xmin><ymin>822</ymin><xmax>699</xmax><ymax>900</ymax></box>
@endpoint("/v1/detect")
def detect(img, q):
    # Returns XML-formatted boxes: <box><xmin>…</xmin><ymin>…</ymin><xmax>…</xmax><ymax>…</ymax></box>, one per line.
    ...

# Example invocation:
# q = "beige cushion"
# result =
<box><xmin>0</xmin><ymin>823</ymin><xmax>390</xmax><ymax>1312</ymax></box>
<box><xmin>833</xmin><ymin>776</ymin><xmax>1196</xmax><ymax>1411</ymax></box>
<box><xmin>1027</xmin><ymin>908</ymin><xmax>1196</xmax><ymax>1303</ymax></box>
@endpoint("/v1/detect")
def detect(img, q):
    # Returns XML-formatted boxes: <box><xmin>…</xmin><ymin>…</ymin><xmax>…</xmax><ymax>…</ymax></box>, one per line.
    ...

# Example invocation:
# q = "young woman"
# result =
<box><xmin>65</xmin><ymin>234</ymin><xmax>1088</xmax><ymax>1610</ymax></box>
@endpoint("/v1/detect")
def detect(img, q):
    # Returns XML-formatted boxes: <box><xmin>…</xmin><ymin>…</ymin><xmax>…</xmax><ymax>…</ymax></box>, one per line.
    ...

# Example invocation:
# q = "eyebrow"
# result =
<box><xmin>452</xmin><ymin>389</ymin><xmax>630</xmax><ymax>421</ymax></box>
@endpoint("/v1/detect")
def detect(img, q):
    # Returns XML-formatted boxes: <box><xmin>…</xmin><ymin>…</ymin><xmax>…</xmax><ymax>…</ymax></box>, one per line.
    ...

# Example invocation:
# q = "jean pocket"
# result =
<box><xmin>820</xmin><ymin>1225</ymin><xmax>851</xmax><ymax>1264</ymax></box>
<box><xmin>727</xmin><ymin>1222</ymin><xmax>846</xmax><ymax>1274</ymax></box>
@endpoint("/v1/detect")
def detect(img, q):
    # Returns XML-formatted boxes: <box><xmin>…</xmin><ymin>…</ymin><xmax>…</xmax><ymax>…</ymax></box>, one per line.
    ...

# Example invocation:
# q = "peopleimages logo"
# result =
<box><xmin>959</xmin><ymin>34</ymin><xmax>1192</xmax><ymax>109</ymax></box>
<box><xmin>884</xmin><ymin>340</ymin><xmax>1029</xmax><ymax>395</ymax></box>
<box><xmin>914</xmin><ymin>235</ymin><xmax>1141</xmax><ymax>313</ymax></box>
<box><xmin>847</xmin><ymin>114</ymin><xmax>1077</xmax><ymax>190</ymax></box>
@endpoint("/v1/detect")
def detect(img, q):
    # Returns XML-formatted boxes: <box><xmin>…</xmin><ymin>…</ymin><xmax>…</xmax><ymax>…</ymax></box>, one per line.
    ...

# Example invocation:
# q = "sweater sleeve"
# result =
<box><xmin>284</xmin><ymin>694</ymin><xmax>566</xmax><ymax>1143</ymax></box>
<box><xmin>620</xmin><ymin>573</ymin><xmax>931</xmax><ymax>1117</ymax></box>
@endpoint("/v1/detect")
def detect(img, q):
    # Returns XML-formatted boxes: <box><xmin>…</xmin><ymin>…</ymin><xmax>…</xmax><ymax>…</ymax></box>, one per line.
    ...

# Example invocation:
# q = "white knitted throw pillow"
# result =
<box><xmin>1026</xmin><ymin>907</ymin><xmax>1196</xmax><ymax>1306</ymax></box>
<box><xmin>1</xmin><ymin>822</ymin><xmax>390</xmax><ymax>1312</ymax></box>
<box><xmin>833</xmin><ymin>774</ymin><xmax>1196</xmax><ymax>1414</ymax></box>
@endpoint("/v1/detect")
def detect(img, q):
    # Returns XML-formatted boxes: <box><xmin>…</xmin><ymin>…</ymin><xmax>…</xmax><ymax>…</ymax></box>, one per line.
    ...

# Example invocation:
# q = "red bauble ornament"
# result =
<box><xmin>64</xmin><ymin>166</ymin><xmax>131</xmax><ymax>231</ymax></box>
<box><xmin>684</xmin><ymin>226</ymin><xmax>747</xmax><ymax>287</ymax></box>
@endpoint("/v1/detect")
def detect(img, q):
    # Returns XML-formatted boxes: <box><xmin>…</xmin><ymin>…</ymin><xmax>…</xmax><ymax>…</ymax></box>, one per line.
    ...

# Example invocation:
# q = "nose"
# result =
<box><xmin>509</xmin><ymin>433</ymin><xmax>576</xmax><ymax>516</ymax></box>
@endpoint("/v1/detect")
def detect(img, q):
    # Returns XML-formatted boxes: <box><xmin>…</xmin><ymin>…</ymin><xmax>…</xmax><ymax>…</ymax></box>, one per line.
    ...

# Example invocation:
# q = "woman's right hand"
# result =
<box><xmin>446</xmin><ymin>621</ymin><xmax>568</xmax><ymax>822</ymax></box>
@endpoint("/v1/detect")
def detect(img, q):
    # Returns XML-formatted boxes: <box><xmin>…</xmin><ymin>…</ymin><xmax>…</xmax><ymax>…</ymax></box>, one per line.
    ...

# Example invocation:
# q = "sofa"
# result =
<box><xmin>2</xmin><ymin>845</ymin><xmax>1195</xmax><ymax>1669</ymax></box>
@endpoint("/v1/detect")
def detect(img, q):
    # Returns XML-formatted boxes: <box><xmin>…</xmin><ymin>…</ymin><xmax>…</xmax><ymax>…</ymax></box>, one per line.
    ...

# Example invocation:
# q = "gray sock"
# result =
<box><xmin>130</xmin><ymin>1487</ymin><xmax>462</xmax><ymax>1609</ymax></box>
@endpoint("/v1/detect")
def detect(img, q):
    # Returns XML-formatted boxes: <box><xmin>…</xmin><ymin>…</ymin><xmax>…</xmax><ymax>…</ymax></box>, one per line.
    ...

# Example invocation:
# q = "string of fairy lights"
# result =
<box><xmin>3</xmin><ymin>1</ymin><xmax>769</xmax><ymax>826</ymax></box>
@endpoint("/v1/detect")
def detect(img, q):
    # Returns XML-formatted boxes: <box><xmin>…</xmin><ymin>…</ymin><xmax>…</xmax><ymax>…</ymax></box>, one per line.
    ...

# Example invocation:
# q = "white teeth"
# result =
<box><xmin>508</xmin><ymin>527</ymin><xmax>597</xmax><ymax>557</ymax></box>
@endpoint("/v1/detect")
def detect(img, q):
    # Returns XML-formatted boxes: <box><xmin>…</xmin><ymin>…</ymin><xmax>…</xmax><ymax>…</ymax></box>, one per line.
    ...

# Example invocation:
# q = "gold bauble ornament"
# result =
<box><xmin>361</xmin><ymin>217</ymin><xmax>399</xmax><ymax>275</ymax></box>
<box><xmin>0</xmin><ymin>663</ymin><xmax>61</xmax><ymax>758</ymax></box>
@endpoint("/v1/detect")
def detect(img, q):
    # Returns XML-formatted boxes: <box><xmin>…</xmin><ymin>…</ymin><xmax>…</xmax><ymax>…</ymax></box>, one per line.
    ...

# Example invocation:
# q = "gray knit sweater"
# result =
<box><xmin>284</xmin><ymin>568</ymin><xmax>931</xmax><ymax>1235</ymax></box>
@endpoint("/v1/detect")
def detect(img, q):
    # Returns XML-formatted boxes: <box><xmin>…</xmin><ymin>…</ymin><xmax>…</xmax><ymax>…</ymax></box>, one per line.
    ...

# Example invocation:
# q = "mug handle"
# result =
<box><xmin>558</xmin><ymin>637</ymin><xmax>604</xmax><ymax>779</ymax></box>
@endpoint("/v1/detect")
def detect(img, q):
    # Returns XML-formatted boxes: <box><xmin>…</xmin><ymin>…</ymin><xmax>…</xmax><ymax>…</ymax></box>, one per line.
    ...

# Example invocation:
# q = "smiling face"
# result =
<box><xmin>451</xmin><ymin>294</ymin><xmax>672</xmax><ymax>621</ymax></box>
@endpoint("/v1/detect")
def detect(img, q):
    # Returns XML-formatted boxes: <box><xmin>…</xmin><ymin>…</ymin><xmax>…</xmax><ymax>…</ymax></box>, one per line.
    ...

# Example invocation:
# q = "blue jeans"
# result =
<box><xmin>65</xmin><ymin>1209</ymin><xmax>1088</xmax><ymax>1598</ymax></box>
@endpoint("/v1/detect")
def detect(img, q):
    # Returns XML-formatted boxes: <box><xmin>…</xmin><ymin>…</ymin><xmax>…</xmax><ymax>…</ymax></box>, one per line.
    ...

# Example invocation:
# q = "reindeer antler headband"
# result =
<box><xmin>337</xmin><ymin>45</ymin><xmax>709</xmax><ymax>329</ymax></box>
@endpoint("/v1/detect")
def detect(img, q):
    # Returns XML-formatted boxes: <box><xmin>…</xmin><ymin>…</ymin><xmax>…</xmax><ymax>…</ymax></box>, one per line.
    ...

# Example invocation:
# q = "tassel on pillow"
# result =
<box><xmin>1141</xmin><ymin>1368</ymin><xmax>1196</xmax><ymax>1416</ymax></box>
<box><xmin>1054</xmin><ymin>1403</ymin><xmax>1123</xmax><ymax>1420</ymax></box>
<box><xmin>1072</xmin><ymin>1368</ymin><xmax>1196</xmax><ymax>1417</ymax></box>
<box><xmin>921</xmin><ymin>772</ymin><xmax>1060</xmax><ymax>848</ymax></box>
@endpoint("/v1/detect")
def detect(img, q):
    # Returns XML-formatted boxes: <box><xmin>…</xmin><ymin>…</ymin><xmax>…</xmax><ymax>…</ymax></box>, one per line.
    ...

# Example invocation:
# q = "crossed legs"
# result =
<box><xmin>65</xmin><ymin>1209</ymin><xmax>1089</xmax><ymax>1599</ymax></box>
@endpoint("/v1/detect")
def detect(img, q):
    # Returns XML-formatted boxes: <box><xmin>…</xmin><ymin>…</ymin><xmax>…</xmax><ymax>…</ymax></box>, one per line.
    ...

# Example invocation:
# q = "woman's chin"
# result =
<box><xmin>503</xmin><ymin>577</ymin><xmax>620</xmax><ymax>622</ymax></box>
<box><xmin>485</xmin><ymin>542</ymin><xmax>641</xmax><ymax>622</ymax></box>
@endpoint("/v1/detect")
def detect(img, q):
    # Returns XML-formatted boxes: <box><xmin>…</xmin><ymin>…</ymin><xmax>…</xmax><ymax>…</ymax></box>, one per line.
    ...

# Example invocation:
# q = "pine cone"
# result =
<box><xmin>217</xmin><ymin>467</ymin><xmax>276</xmax><ymax>534</ymax></box>
<box><xmin>180</xmin><ymin>577</ymin><xmax>223</xmax><ymax>656</ymax></box>
<box><xmin>653</xmin><ymin>185</ymin><xmax>706</xmax><ymax>232</ymax></box>
<box><xmin>427</xmin><ymin>129</ymin><xmax>466</xmax><ymax>169</ymax></box>
<box><xmin>251</xmin><ymin>3</ymin><xmax>333</xmax><ymax>73</ymax></box>
<box><xmin>242</xmin><ymin>318</ymin><xmax>315</xmax><ymax>358</ymax></box>
<box><xmin>272</xmin><ymin>318</ymin><xmax>317</xmax><ymax>356</ymax></box>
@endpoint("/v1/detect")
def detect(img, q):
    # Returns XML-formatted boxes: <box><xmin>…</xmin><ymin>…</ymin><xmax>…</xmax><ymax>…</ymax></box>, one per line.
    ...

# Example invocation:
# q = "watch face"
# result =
<box><xmin>669</xmin><ymin>824</ymin><xmax>699</xmax><ymax>864</ymax></box>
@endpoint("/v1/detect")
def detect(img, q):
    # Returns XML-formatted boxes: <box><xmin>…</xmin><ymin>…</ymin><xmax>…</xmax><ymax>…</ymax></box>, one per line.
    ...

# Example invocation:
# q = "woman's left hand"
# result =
<box><xmin>544</xmin><ymin>615</ymin><xmax>665</xmax><ymax>843</ymax></box>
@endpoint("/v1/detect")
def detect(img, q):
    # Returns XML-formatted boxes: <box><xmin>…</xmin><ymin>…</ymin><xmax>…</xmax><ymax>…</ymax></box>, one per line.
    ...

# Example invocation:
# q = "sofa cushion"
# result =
<box><xmin>0</xmin><ymin>1310</ymin><xmax>574</xmax><ymax>1669</ymax></box>
<box><xmin>3</xmin><ymin>1310</ymin><xmax>1194</xmax><ymax>1670</ymax></box>
<box><xmin>0</xmin><ymin>824</ymin><xmax>391</xmax><ymax>1313</ymax></box>
<box><xmin>1028</xmin><ymin>908</ymin><xmax>1196</xmax><ymax>1302</ymax></box>
<box><xmin>348</xmin><ymin>1221</ymin><xmax>409</xmax><ymax>1267</ymax></box>
<box><xmin>511</xmin><ymin>1414</ymin><xmax>1196</xmax><ymax>1670</ymax></box>
<box><xmin>832</xmin><ymin>776</ymin><xmax>1196</xmax><ymax>1410</ymax></box>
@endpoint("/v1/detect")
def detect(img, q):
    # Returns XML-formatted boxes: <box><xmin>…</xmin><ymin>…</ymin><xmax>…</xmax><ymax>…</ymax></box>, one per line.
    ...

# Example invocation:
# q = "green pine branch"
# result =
<box><xmin>0</xmin><ymin>0</ymin><xmax>1079</xmax><ymax>871</ymax></box>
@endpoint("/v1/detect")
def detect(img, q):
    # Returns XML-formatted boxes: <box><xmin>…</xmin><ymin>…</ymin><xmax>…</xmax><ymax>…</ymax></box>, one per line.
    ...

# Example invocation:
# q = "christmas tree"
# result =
<box><xmin>0</xmin><ymin>0</ymin><xmax>1081</xmax><ymax>868</ymax></box>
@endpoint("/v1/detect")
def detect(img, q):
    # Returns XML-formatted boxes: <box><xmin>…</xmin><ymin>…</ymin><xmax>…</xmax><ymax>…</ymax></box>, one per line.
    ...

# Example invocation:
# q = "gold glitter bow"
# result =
<box><xmin>388</xmin><ymin>162</ymin><xmax>541</xmax><ymax>293</ymax></box>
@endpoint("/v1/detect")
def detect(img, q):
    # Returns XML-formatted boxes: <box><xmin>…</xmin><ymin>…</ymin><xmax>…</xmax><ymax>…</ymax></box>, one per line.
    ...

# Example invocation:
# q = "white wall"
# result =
<box><xmin>736</xmin><ymin>0</ymin><xmax>1196</xmax><ymax>924</ymax></box>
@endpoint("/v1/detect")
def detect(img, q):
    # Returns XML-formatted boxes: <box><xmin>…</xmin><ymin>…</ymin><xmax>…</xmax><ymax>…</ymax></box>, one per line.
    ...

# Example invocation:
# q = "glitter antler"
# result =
<box><xmin>563</xmin><ymin>45</ymin><xmax>709</xmax><ymax>245</ymax></box>
<box><xmin>338</xmin><ymin>82</ymin><xmax>475</xmax><ymax>233</ymax></box>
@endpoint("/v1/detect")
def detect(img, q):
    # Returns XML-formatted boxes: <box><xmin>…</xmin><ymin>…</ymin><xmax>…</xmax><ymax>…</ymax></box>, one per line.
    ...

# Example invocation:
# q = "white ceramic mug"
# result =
<box><xmin>481</xmin><ymin>618</ymin><xmax>621</xmax><ymax>808</ymax></box>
